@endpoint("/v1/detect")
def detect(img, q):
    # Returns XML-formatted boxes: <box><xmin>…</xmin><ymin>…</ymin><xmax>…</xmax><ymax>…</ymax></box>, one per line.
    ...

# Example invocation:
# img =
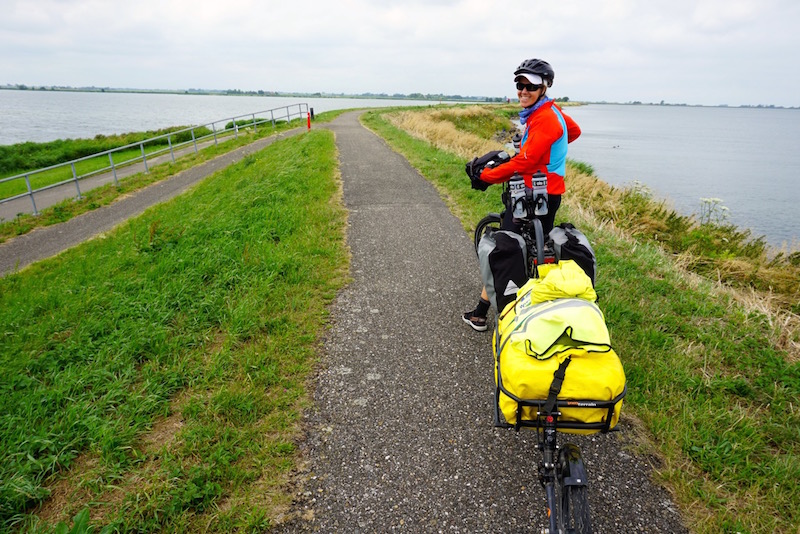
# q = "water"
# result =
<box><xmin>563</xmin><ymin>104</ymin><xmax>800</xmax><ymax>249</ymax></box>
<box><xmin>0</xmin><ymin>89</ymin><xmax>451</xmax><ymax>145</ymax></box>
<box><xmin>2</xmin><ymin>91</ymin><xmax>797</xmax><ymax>247</ymax></box>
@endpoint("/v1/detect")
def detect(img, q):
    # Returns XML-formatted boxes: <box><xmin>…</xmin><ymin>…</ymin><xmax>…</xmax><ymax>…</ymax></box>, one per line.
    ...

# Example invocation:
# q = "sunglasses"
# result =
<box><xmin>516</xmin><ymin>82</ymin><xmax>542</xmax><ymax>92</ymax></box>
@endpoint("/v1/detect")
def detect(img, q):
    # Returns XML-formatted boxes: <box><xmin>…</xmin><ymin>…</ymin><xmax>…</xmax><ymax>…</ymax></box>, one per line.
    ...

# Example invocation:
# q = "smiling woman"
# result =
<box><xmin>462</xmin><ymin>57</ymin><xmax>582</xmax><ymax>330</ymax></box>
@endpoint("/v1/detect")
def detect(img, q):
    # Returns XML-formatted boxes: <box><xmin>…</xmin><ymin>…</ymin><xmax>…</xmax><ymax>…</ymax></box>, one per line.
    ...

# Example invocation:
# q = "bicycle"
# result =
<box><xmin>493</xmin><ymin>303</ymin><xmax>626</xmax><ymax>534</ymax></box>
<box><xmin>471</xmin><ymin>169</ymin><xmax>626</xmax><ymax>533</ymax></box>
<box><xmin>473</xmin><ymin>172</ymin><xmax>554</xmax><ymax>278</ymax></box>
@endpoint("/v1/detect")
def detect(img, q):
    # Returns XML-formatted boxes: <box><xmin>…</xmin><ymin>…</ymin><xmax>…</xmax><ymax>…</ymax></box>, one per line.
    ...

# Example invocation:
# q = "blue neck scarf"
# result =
<box><xmin>519</xmin><ymin>95</ymin><xmax>553</xmax><ymax>125</ymax></box>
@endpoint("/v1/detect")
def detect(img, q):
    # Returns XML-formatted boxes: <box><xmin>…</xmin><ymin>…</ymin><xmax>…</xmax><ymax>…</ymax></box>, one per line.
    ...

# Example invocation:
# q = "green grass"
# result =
<box><xmin>361</xmin><ymin>109</ymin><xmax>800</xmax><ymax>534</ymax></box>
<box><xmin>5</xmin><ymin>104</ymin><xmax>797</xmax><ymax>532</ymax></box>
<box><xmin>0</xmin><ymin>127</ymin><xmax>221</xmax><ymax>198</ymax></box>
<box><xmin>0</xmin><ymin>128</ymin><xmax>348</xmax><ymax>531</ymax></box>
<box><xmin>0</xmin><ymin>119</ymin><xmax>310</xmax><ymax>242</ymax></box>
<box><xmin>570</xmin><ymin>177</ymin><xmax>800</xmax><ymax>313</ymax></box>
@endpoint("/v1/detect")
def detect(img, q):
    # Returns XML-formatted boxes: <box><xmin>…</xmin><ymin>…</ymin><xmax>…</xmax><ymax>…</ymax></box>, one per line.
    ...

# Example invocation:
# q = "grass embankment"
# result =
<box><xmin>0</xmin><ymin>113</ymin><xmax>344</xmax><ymax>242</ymax></box>
<box><xmin>0</xmin><ymin>129</ymin><xmax>348</xmax><ymax>531</ymax></box>
<box><xmin>0</xmin><ymin>127</ymin><xmax>218</xmax><ymax>200</ymax></box>
<box><xmin>362</xmin><ymin>105</ymin><xmax>800</xmax><ymax>534</ymax></box>
<box><xmin>0</xmin><ymin>119</ymin><xmax>309</xmax><ymax>201</ymax></box>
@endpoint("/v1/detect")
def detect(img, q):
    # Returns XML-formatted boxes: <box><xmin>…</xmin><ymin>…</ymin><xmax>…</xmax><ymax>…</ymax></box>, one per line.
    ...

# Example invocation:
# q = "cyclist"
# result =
<box><xmin>463</xmin><ymin>58</ymin><xmax>582</xmax><ymax>332</ymax></box>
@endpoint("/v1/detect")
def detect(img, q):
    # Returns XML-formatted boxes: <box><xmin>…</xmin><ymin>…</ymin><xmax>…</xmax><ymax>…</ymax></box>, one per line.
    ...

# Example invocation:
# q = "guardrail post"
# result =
<box><xmin>108</xmin><ymin>153</ymin><xmax>119</xmax><ymax>186</ymax></box>
<box><xmin>270</xmin><ymin>110</ymin><xmax>275</xmax><ymax>127</ymax></box>
<box><xmin>24</xmin><ymin>174</ymin><xmax>39</xmax><ymax>215</ymax></box>
<box><xmin>212</xmin><ymin>123</ymin><xmax>218</xmax><ymax>146</ymax></box>
<box><xmin>71</xmin><ymin>162</ymin><xmax>83</xmax><ymax>199</ymax></box>
<box><xmin>168</xmin><ymin>135</ymin><xmax>176</xmax><ymax>162</ymax></box>
<box><xmin>140</xmin><ymin>143</ymin><xmax>149</xmax><ymax>173</ymax></box>
<box><xmin>234</xmin><ymin>121</ymin><xmax>239</xmax><ymax>139</ymax></box>
<box><xmin>252</xmin><ymin>113</ymin><xmax>258</xmax><ymax>133</ymax></box>
<box><xmin>191</xmin><ymin>129</ymin><xmax>198</xmax><ymax>153</ymax></box>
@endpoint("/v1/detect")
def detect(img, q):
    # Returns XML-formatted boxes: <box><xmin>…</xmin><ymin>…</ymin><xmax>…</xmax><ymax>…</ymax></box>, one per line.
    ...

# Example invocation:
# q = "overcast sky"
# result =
<box><xmin>2</xmin><ymin>0</ymin><xmax>799</xmax><ymax>107</ymax></box>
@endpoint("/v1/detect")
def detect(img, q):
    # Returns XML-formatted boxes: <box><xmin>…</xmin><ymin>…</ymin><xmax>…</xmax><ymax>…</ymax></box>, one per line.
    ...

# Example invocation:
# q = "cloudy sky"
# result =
<box><xmin>2</xmin><ymin>0</ymin><xmax>799</xmax><ymax>107</ymax></box>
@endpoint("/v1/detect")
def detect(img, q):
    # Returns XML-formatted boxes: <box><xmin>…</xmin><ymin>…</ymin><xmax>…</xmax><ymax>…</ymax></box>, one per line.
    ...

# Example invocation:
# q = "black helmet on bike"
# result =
<box><xmin>514</xmin><ymin>58</ymin><xmax>555</xmax><ymax>87</ymax></box>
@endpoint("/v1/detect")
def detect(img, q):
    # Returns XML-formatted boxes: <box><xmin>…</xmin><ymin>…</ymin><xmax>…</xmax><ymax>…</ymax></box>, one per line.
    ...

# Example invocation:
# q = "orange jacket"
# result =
<box><xmin>481</xmin><ymin>101</ymin><xmax>580</xmax><ymax>195</ymax></box>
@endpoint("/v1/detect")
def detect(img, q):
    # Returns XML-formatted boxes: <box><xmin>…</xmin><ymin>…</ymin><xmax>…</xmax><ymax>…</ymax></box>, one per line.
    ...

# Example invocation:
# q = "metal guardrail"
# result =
<box><xmin>0</xmin><ymin>103</ymin><xmax>309</xmax><ymax>215</ymax></box>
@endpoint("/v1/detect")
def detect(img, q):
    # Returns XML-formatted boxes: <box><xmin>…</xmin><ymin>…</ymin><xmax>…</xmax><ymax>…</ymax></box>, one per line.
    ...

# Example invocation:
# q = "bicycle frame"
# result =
<box><xmin>539</xmin><ymin>412</ymin><xmax>561</xmax><ymax>534</ymax></box>
<box><xmin>538</xmin><ymin>412</ymin><xmax>591</xmax><ymax>534</ymax></box>
<box><xmin>487</xmin><ymin>180</ymin><xmax>554</xmax><ymax>275</ymax></box>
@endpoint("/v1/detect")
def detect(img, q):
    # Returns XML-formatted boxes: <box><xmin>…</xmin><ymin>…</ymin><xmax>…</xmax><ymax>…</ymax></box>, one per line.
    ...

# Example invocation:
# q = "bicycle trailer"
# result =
<box><xmin>492</xmin><ymin>260</ymin><xmax>626</xmax><ymax>434</ymax></box>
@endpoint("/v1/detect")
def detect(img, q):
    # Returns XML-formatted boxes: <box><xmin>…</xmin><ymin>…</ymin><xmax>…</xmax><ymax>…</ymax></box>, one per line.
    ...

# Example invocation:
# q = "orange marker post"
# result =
<box><xmin>307</xmin><ymin>112</ymin><xmax>311</xmax><ymax>130</ymax></box>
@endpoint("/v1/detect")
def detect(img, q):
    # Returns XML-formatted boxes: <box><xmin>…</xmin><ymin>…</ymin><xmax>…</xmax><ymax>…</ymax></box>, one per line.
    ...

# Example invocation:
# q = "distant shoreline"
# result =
<box><xmin>0</xmin><ymin>85</ymin><xmax>505</xmax><ymax>104</ymax></box>
<box><xmin>2</xmin><ymin>84</ymin><xmax>796</xmax><ymax>109</ymax></box>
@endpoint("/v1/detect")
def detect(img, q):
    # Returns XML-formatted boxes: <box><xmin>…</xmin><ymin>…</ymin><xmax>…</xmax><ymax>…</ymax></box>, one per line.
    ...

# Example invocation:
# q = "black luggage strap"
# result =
<box><xmin>542</xmin><ymin>357</ymin><xmax>572</xmax><ymax>414</ymax></box>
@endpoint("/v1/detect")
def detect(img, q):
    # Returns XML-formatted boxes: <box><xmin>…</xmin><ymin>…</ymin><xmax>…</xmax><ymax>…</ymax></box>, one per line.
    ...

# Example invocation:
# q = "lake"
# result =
<box><xmin>1</xmin><ymin>91</ymin><xmax>797</xmax><ymax>247</ymax></box>
<box><xmin>563</xmin><ymin>104</ymin><xmax>799</xmax><ymax>249</ymax></box>
<box><xmin>0</xmin><ymin>90</ymin><xmax>452</xmax><ymax>145</ymax></box>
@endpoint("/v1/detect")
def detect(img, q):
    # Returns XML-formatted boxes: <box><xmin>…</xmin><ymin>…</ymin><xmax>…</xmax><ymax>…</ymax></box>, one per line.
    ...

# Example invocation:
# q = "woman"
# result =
<box><xmin>462</xmin><ymin>58</ymin><xmax>582</xmax><ymax>332</ymax></box>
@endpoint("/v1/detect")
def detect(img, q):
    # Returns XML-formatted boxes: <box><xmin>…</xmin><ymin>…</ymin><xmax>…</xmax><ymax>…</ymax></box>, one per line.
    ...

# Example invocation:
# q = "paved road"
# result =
<box><xmin>0</xmin><ymin>128</ymin><xmax>303</xmax><ymax>276</ymax></box>
<box><xmin>275</xmin><ymin>112</ymin><xmax>689</xmax><ymax>532</ymax></box>
<box><xmin>0</xmin><ymin>111</ymin><xmax>690</xmax><ymax>532</ymax></box>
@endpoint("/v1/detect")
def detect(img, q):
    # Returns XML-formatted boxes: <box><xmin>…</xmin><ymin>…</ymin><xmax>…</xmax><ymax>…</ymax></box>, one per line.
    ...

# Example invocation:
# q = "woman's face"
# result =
<box><xmin>517</xmin><ymin>82</ymin><xmax>544</xmax><ymax>107</ymax></box>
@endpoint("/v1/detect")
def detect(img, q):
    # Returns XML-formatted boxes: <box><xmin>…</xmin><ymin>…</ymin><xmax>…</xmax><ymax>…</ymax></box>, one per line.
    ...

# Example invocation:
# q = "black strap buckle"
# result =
<box><xmin>542</xmin><ymin>357</ymin><xmax>572</xmax><ymax>414</ymax></box>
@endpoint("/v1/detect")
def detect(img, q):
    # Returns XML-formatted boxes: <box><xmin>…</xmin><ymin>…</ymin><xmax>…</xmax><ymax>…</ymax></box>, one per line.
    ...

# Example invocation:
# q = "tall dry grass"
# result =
<box><xmin>386</xmin><ymin>106</ymin><xmax>507</xmax><ymax>160</ymax></box>
<box><xmin>384</xmin><ymin>105</ymin><xmax>800</xmax><ymax>346</ymax></box>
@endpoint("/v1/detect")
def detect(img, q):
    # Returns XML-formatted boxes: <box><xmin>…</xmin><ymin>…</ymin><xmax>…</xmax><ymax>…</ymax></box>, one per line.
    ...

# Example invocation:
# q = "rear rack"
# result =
<box><xmin>494</xmin><ymin>385</ymin><xmax>627</xmax><ymax>432</ymax></box>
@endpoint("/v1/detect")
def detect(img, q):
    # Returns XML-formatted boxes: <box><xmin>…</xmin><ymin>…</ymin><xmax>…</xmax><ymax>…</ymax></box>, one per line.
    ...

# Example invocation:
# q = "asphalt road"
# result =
<box><xmin>274</xmin><ymin>112</ymin><xmax>690</xmax><ymax>533</ymax></box>
<box><xmin>0</xmin><ymin>112</ymin><xmax>690</xmax><ymax>532</ymax></box>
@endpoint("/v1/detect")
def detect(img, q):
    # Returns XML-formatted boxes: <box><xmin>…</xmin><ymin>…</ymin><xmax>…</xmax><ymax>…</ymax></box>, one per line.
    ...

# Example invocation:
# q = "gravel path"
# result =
<box><xmin>275</xmin><ymin>112</ymin><xmax>690</xmax><ymax>533</ymax></box>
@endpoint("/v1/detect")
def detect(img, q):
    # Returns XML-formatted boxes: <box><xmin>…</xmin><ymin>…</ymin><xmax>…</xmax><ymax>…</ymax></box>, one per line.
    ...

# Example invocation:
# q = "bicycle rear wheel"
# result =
<box><xmin>558</xmin><ymin>444</ymin><xmax>593</xmax><ymax>534</ymax></box>
<box><xmin>474</xmin><ymin>214</ymin><xmax>502</xmax><ymax>253</ymax></box>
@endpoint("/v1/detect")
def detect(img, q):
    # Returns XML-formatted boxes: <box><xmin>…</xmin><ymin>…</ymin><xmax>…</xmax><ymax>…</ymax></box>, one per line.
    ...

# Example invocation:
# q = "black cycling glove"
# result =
<box><xmin>466</xmin><ymin>159</ymin><xmax>491</xmax><ymax>191</ymax></box>
<box><xmin>465</xmin><ymin>150</ymin><xmax>510</xmax><ymax>191</ymax></box>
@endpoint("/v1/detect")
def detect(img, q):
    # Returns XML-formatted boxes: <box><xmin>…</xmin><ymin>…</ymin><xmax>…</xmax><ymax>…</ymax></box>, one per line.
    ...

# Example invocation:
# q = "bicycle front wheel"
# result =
<box><xmin>474</xmin><ymin>214</ymin><xmax>502</xmax><ymax>254</ymax></box>
<box><xmin>561</xmin><ymin>485</ymin><xmax>592</xmax><ymax>534</ymax></box>
<box><xmin>558</xmin><ymin>444</ymin><xmax>593</xmax><ymax>534</ymax></box>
